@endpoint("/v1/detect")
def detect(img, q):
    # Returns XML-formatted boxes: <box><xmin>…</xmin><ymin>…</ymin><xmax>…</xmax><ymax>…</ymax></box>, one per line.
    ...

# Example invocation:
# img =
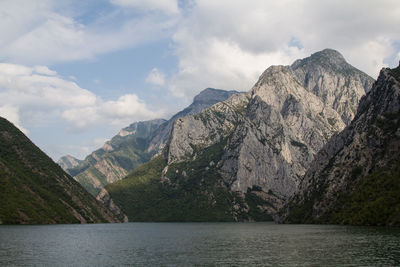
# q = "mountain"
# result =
<box><xmin>291</xmin><ymin>49</ymin><xmax>373</xmax><ymax>124</ymax></box>
<box><xmin>67</xmin><ymin>119</ymin><xmax>166</xmax><ymax>196</ymax></box>
<box><xmin>282</xmin><ymin>64</ymin><xmax>400</xmax><ymax>226</ymax></box>
<box><xmin>65</xmin><ymin>88</ymin><xmax>238</xmax><ymax>196</ymax></box>
<box><xmin>146</xmin><ymin>88</ymin><xmax>240</xmax><ymax>153</ymax></box>
<box><xmin>58</xmin><ymin>155</ymin><xmax>82</xmax><ymax>171</ymax></box>
<box><xmin>0</xmin><ymin>117</ymin><xmax>121</xmax><ymax>224</ymax></box>
<box><xmin>104</xmin><ymin>49</ymin><xmax>374</xmax><ymax>222</ymax></box>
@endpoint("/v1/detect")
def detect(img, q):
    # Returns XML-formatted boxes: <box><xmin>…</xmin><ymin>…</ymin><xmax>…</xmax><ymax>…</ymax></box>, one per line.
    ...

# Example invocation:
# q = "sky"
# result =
<box><xmin>0</xmin><ymin>0</ymin><xmax>399</xmax><ymax>161</ymax></box>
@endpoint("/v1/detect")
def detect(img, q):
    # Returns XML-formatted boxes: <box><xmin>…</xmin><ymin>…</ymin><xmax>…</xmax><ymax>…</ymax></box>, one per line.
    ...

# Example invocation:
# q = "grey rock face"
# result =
<box><xmin>147</xmin><ymin>88</ymin><xmax>239</xmax><ymax>154</ymax></box>
<box><xmin>165</xmin><ymin>49</ymin><xmax>374</xmax><ymax>215</ymax></box>
<box><xmin>96</xmin><ymin>188</ymin><xmax>128</xmax><ymax>222</ymax></box>
<box><xmin>291</xmin><ymin>49</ymin><xmax>374</xmax><ymax>125</ymax></box>
<box><xmin>282</xmin><ymin>66</ymin><xmax>400</xmax><ymax>223</ymax></box>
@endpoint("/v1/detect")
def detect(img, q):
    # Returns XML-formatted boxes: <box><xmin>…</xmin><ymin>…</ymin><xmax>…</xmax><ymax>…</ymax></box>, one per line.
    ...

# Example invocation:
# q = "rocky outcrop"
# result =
<box><xmin>146</xmin><ymin>88</ymin><xmax>239</xmax><ymax>154</ymax></box>
<box><xmin>0</xmin><ymin>117</ymin><xmax>121</xmax><ymax>224</ymax></box>
<box><xmin>282</xmin><ymin>65</ymin><xmax>400</xmax><ymax>226</ymax></box>
<box><xmin>96</xmin><ymin>189</ymin><xmax>128</xmax><ymax>222</ymax></box>
<box><xmin>58</xmin><ymin>155</ymin><xmax>82</xmax><ymax>171</ymax></box>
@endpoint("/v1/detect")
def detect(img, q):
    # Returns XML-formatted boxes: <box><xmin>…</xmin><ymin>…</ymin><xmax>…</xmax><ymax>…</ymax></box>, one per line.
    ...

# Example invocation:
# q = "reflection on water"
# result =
<box><xmin>1</xmin><ymin>223</ymin><xmax>399</xmax><ymax>266</ymax></box>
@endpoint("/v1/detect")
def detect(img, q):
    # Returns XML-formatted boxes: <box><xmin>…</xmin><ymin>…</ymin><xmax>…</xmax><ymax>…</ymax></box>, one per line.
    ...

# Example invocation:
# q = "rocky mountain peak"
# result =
<box><xmin>357</xmin><ymin>66</ymin><xmax>400</xmax><ymax>117</ymax></box>
<box><xmin>290</xmin><ymin>49</ymin><xmax>375</xmax><ymax>125</ymax></box>
<box><xmin>291</xmin><ymin>48</ymin><xmax>347</xmax><ymax>70</ymax></box>
<box><xmin>193</xmin><ymin>88</ymin><xmax>240</xmax><ymax>105</ymax></box>
<box><xmin>251</xmin><ymin>65</ymin><xmax>301</xmax><ymax>110</ymax></box>
<box><xmin>119</xmin><ymin>119</ymin><xmax>167</xmax><ymax>137</ymax></box>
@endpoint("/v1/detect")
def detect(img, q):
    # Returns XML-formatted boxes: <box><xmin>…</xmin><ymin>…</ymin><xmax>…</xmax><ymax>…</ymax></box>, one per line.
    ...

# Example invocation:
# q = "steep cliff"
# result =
<box><xmin>146</xmin><ymin>88</ymin><xmax>240</xmax><ymax>154</ymax></box>
<box><xmin>291</xmin><ymin>49</ymin><xmax>374</xmax><ymax>124</ymax></box>
<box><xmin>106</xmin><ymin>49</ymin><xmax>374</xmax><ymax>221</ymax></box>
<box><xmin>283</xmin><ymin>65</ymin><xmax>400</xmax><ymax>226</ymax></box>
<box><xmin>0</xmin><ymin>117</ymin><xmax>121</xmax><ymax>224</ymax></box>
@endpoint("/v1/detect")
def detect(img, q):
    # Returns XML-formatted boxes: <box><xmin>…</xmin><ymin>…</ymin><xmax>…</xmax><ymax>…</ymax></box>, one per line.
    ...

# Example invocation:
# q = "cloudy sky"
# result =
<box><xmin>0</xmin><ymin>0</ymin><xmax>399</xmax><ymax>160</ymax></box>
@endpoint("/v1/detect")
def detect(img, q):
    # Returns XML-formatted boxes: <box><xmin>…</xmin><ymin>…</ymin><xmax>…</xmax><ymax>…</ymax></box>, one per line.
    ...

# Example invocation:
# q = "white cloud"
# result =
<box><xmin>110</xmin><ymin>0</ymin><xmax>179</xmax><ymax>14</ymax></box>
<box><xmin>0</xmin><ymin>0</ymin><xmax>178</xmax><ymax>65</ymax></box>
<box><xmin>146</xmin><ymin>68</ymin><xmax>166</xmax><ymax>86</ymax></box>
<box><xmin>168</xmin><ymin>0</ymin><xmax>400</xmax><ymax>100</ymax></box>
<box><xmin>0</xmin><ymin>105</ymin><xmax>28</xmax><ymax>134</ymax></box>
<box><xmin>34</xmin><ymin>65</ymin><xmax>58</xmax><ymax>76</ymax></box>
<box><xmin>62</xmin><ymin>94</ymin><xmax>163</xmax><ymax>130</ymax></box>
<box><xmin>0</xmin><ymin>63</ymin><xmax>163</xmax><ymax>132</ymax></box>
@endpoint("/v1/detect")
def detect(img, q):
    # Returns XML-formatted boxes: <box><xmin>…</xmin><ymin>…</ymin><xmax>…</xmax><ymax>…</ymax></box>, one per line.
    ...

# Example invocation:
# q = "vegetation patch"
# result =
<box><xmin>290</xmin><ymin>139</ymin><xmax>307</xmax><ymax>148</ymax></box>
<box><xmin>327</xmin><ymin>117</ymin><xmax>336</xmax><ymax>126</ymax></box>
<box><xmin>323</xmin><ymin>163</ymin><xmax>400</xmax><ymax>226</ymax></box>
<box><xmin>245</xmin><ymin>188</ymin><xmax>274</xmax><ymax>221</ymax></box>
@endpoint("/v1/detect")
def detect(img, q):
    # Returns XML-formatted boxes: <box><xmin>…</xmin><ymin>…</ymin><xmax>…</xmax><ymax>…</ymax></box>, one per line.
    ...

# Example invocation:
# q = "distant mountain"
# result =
<box><xmin>58</xmin><ymin>155</ymin><xmax>82</xmax><ymax>171</ymax></box>
<box><xmin>0</xmin><ymin>117</ymin><xmax>121</xmax><ymax>224</ymax></box>
<box><xmin>65</xmin><ymin>88</ymin><xmax>239</xmax><ymax>196</ymax></box>
<box><xmin>282</xmin><ymin>65</ymin><xmax>400</xmax><ymax>226</ymax></box>
<box><xmin>67</xmin><ymin>119</ymin><xmax>166</xmax><ymax>196</ymax></box>
<box><xmin>104</xmin><ymin>49</ymin><xmax>374</xmax><ymax>222</ymax></box>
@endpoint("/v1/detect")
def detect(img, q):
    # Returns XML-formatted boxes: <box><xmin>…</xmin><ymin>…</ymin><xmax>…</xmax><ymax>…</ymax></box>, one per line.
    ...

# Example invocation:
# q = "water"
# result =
<box><xmin>0</xmin><ymin>223</ymin><xmax>399</xmax><ymax>266</ymax></box>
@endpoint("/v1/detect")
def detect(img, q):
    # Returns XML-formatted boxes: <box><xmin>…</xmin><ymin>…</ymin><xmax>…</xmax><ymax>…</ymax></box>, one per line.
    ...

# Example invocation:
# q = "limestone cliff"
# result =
<box><xmin>146</xmin><ymin>88</ymin><xmax>239</xmax><ymax>154</ymax></box>
<box><xmin>291</xmin><ymin>49</ymin><xmax>374</xmax><ymax>124</ymax></box>
<box><xmin>282</xmin><ymin>65</ymin><xmax>400</xmax><ymax>226</ymax></box>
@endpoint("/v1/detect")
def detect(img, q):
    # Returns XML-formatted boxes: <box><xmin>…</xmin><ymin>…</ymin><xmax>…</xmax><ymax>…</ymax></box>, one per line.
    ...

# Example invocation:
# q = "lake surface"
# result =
<box><xmin>0</xmin><ymin>222</ymin><xmax>399</xmax><ymax>266</ymax></box>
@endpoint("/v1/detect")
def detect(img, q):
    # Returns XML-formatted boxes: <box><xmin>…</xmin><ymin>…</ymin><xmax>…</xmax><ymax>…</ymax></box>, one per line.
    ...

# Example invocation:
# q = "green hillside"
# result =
<box><xmin>0</xmin><ymin>117</ymin><xmax>120</xmax><ymax>224</ymax></box>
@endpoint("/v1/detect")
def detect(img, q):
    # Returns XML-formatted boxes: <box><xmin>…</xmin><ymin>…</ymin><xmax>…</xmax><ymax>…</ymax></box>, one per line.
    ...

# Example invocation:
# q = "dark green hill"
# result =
<box><xmin>0</xmin><ymin>117</ymin><xmax>120</xmax><ymax>224</ymax></box>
